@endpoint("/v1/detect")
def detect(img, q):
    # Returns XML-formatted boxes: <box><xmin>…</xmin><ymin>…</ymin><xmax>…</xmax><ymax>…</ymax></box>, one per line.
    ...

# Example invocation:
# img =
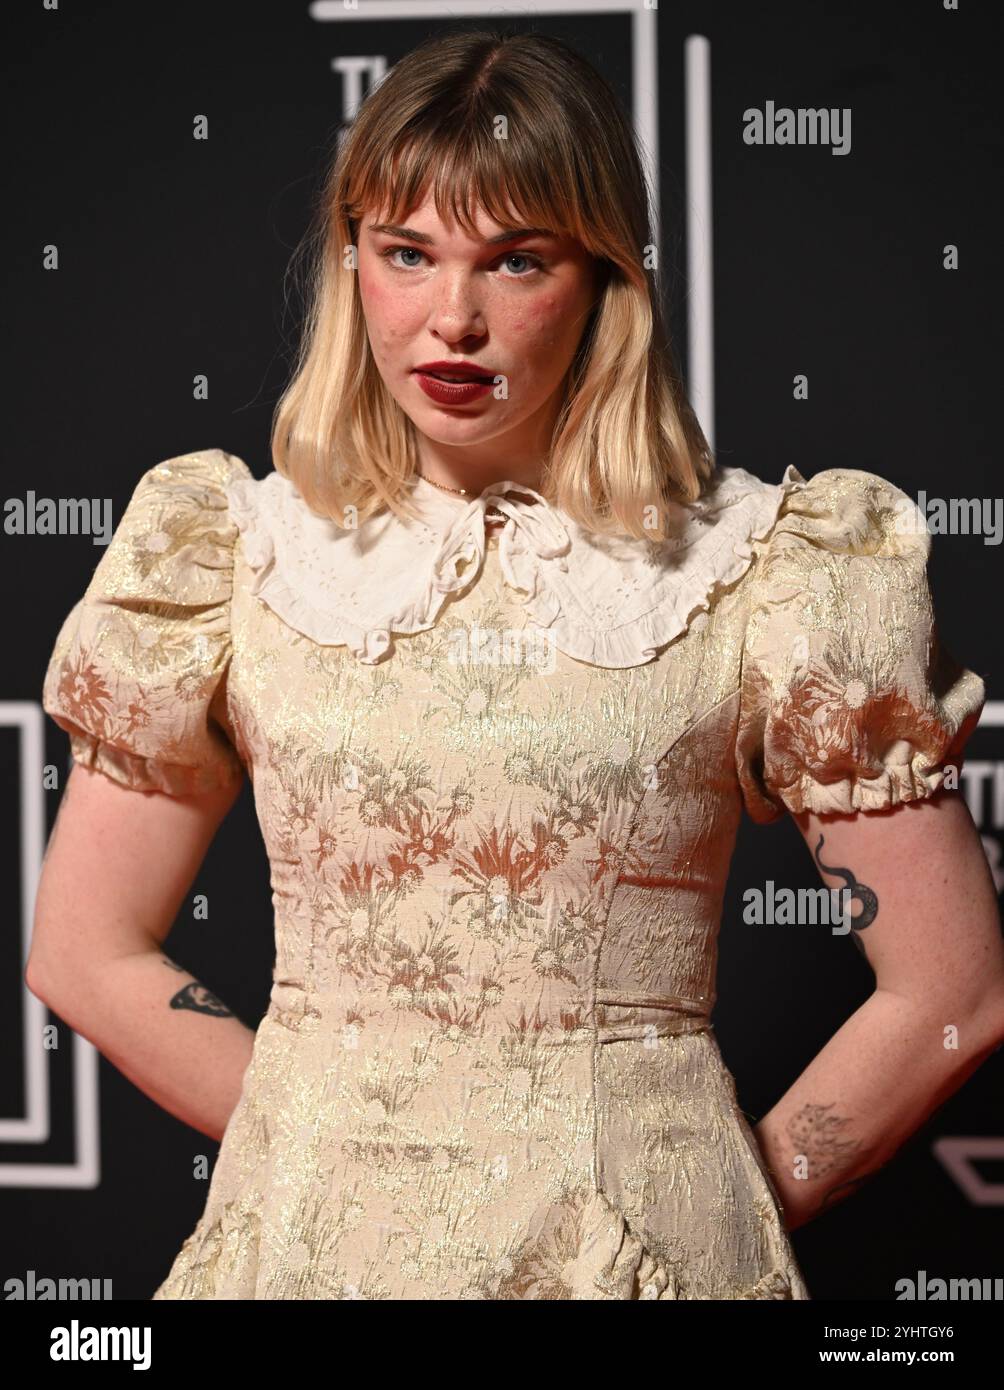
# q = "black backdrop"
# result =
<box><xmin>3</xmin><ymin>0</ymin><xmax>1001</xmax><ymax>1303</ymax></box>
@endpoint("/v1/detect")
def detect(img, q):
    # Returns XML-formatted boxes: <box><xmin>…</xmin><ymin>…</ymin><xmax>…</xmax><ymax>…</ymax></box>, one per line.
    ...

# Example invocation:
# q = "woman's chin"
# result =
<box><xmin>409</xmin><ymin>408</ymin><xmax>508</xmax><ymax>446</ymax></box>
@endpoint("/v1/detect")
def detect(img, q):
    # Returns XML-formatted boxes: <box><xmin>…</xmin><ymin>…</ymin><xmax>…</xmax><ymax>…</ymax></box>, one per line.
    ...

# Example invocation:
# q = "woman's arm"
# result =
<box><xmin>751</xmin><ymin>787</ymin><xmax>1004</xmax><ymax>1232</ymax></box>
<box><xmin>26</xmin><ymin>762</ymin><xmax>256</xmax><ymax>1143</ymax></box>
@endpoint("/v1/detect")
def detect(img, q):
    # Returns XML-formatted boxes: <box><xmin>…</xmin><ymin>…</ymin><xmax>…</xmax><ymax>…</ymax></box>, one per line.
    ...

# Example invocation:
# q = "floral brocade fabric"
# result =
<box><xmin>41</xmin><ymin>450</ymin><xmax>985</xmax><ymax>1300</ymax></box>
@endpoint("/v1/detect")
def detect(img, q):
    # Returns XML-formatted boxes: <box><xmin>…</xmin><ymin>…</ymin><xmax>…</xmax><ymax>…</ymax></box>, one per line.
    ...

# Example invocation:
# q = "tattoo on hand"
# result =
<box><xmin>814</xmin><ymin>833</ymin><xmax>878</xmax><ymax>955</ymax></box>
<box><xmin>787</xmin><ymin>1101</ymin><xmax>861</xmax><ymax>1181</ymax></box>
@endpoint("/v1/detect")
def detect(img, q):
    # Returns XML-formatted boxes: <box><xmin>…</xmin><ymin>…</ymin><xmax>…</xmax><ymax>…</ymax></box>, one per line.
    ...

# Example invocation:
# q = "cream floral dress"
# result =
<box><xmin>41</xmin><ymin>448</ymin><xmax>985</xmax><ymax>1300</ymax></box>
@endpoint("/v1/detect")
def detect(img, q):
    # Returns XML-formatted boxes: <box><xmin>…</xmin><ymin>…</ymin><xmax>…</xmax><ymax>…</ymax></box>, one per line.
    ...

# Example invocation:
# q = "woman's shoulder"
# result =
<box><xmin>738</xmin><ymin>462</ymin><xmax>947</xmax><ymax>660</ymax></box>
<box><xmin>91</xmin><ymin>447</ymin><xmax>253</xmax><ymax>602</ymax></box>
<box><xmin>42</xmin><ymin>447</ymin><xmax>253</xmax><ymax>795</ymax></box>
<box><xmin>749</xmin><ymin>464</ymin><xmax>929</xmax><ymax>562</ymax></box>
<box><xmin>121</xmin><ymin>447</ymin><xmax>253</xmax><ymax>527</ymax></box>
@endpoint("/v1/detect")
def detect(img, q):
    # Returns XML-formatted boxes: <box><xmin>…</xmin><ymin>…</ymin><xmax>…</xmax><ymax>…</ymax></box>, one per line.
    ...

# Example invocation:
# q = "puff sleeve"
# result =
<box><xmin>42</xmin><ymin>448</ymin><xmax>251</xmax><ymax>796</ymax></box>
<box><xmin>735</xmin><ymin>467</ymin><xmax>986</xmax><ymax>821</ymax></box>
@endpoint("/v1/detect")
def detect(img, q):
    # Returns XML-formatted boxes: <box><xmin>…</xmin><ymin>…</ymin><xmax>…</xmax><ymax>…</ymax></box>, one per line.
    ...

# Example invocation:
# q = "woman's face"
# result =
<box><xmin>356</xmin><ymin>192</ymin><xmax>599</xmax><ymax>473</ymax></box>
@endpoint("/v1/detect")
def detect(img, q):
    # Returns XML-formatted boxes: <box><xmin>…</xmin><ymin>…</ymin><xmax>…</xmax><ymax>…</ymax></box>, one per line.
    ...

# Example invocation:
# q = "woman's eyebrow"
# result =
<box><xmin>367</xmin><ymin>222</ymin><xmax>557</xmax><ymax>246</ymax></box>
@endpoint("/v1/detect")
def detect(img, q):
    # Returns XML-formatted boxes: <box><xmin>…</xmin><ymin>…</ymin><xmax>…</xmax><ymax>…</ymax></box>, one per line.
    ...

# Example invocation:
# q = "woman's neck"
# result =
<box><xmin>413</xmin><ymin>407</ymin><xmax>555</xmax><ymax>497</ymax></box>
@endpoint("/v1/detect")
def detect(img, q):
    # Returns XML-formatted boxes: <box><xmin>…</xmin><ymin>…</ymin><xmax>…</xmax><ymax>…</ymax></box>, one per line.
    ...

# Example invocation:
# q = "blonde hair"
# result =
<box><xmin>271</xmin><ymin>29</ymin><xmax>714</xmax><ymax>540</ymax></box>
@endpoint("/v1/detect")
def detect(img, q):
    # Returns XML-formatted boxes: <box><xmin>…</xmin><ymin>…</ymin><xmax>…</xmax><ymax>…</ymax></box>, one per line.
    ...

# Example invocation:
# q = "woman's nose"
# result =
<box><xmin>427</xmin><ymin>272</ymin><xmax>485</xmax><ymax>338</ymax></box>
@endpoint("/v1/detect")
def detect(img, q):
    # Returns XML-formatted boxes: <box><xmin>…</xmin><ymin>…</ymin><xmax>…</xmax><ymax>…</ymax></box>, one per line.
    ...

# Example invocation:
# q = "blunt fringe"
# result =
<box><xmin>270</xmin><ymin>28</ymin><xmax>715</xmax><ymax>540</ymax></box>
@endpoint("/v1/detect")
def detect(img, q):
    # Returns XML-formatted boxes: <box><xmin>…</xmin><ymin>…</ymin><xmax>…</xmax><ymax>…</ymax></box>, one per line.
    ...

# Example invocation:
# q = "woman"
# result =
<box><xmin>31</xmin><ymin>30</ymin><xmax>1003</xmax><ymax>1300</ymax></box>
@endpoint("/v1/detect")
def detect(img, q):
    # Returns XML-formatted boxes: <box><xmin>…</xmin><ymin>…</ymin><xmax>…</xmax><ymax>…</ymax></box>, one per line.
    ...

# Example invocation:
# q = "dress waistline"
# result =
<box><xmin>593</xmin><ymin>988</ymin><xmax>713</xmax><ymax>1043</ymax></box>
<box><xmin>264</xmin><ymin>981</ymin><xmax>713</xmax><ymax>1045</ymax></box>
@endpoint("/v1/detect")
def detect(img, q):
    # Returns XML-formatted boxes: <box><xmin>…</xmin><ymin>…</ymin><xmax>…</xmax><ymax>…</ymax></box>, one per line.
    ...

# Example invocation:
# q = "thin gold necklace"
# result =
<box><xmin>416</xmin><ymin>470</ymin><xmax>473</xmax><ymax>498</ymax></box>
<box><xmin>416</xmin><ymin>471</ymin><xmax>541</xmax><ymax>506</ymax></box>
<box><xmin>416</xmin><ymin>470</ymin><xmax>506</xmax><ymax>520</ymax></box>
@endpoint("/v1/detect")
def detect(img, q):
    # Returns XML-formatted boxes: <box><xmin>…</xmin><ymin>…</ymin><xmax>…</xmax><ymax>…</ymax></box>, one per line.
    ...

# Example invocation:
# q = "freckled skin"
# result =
<box><xmin>356</xmin><ymin>193</ymin><xmax>599</xmax><ymax>483</ymax></box>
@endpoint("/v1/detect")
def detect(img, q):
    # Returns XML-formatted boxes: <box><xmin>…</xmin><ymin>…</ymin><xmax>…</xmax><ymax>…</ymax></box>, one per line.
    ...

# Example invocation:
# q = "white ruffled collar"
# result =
<box><xmin>224</xmin><ymin>464</ymin><xmax>807</xmax><ymax>668</ymax></box>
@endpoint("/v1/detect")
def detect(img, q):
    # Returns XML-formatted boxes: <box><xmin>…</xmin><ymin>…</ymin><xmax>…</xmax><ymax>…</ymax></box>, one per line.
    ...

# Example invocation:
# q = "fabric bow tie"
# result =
<box><xmin>431</xmin><ymin>480</ymin><xmax>571</xmax><ymax>594</ymax></box>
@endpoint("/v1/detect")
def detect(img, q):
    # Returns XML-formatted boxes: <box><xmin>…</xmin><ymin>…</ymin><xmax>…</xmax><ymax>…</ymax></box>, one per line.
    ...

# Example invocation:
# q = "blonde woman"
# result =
<box><xmin>32</xmin><ymin>30</ymin><xmax>1002</xmax><ymax>1301</ymax></box>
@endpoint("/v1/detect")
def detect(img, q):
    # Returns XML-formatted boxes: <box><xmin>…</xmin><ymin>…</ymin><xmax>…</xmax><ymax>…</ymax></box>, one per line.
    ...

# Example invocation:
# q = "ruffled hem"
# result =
<box><xmin>506</xmin><ymin>467</ymin><xmax>810</xmax><ymax>669</ymax></box>
<box><xmin>224</xmin><ymin>465</ymin><xmax>812</xmax><ymax>669</ymax></box>
<box><xmin>777</xmin><ymin>758</ymin><xmax>959</xmax><ymax>817</ymax></box>
<box><xmin>152</xmin><ymin>1182</ymin><xmax>807</xmax><ymax>1301</ymax></box>
<box><xmin>65</xmin><ymin>728</ymin><xmax>245</xmax><ymax>797</ymax></box>
<box><xmin>225</xmin><ymin>475</ymin><xmax>398</xmax><ymax>662</ymax></box>
<box><xmin>489</xmin><ymin>1185</ymin><xmax>806</xmax><ymax>1301</ymax></box>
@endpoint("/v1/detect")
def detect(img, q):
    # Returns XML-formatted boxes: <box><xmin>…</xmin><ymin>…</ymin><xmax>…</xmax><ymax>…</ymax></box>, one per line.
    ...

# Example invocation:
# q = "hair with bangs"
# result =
<box><xmin>270</xmin><ymin>29</ymin><xmax>714</xmax><ymax>540</ymax></box>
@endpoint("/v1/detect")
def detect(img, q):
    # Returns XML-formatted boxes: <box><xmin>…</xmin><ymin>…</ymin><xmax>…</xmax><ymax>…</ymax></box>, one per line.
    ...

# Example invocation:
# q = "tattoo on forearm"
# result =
<box><xmin>161</xmin><ymin>959</ymin><xmax>233</xmax><ymax>1017</ymax></box>
<box><xmin>787</xmin><ymin>1101</ymin><xmax>861</xmax><ymax>1181</ymax></box>
<box><xmin>169</xmin><ymin>982</ymin><xmax>234</xmax><ymax>1017</ymax></box>
<box><xmin>814</xmin><ymin>834</ymin><xmax>878</xmax><ymax>954</ymax></box>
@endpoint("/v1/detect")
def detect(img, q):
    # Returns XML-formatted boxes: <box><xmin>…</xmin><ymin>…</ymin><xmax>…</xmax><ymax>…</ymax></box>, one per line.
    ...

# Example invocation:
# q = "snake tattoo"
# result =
<box><xmin>813</xmin><ymin>833</ymin><xmax>879</xmax><ymax>955</ymax></box>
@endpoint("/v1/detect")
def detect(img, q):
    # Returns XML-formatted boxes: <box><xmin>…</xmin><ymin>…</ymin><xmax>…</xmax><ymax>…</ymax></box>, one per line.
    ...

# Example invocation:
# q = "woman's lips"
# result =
<box><xmin>413</xmin><ymin>371</ymin><xmax>494</xmax><ymax>405</ymax></box>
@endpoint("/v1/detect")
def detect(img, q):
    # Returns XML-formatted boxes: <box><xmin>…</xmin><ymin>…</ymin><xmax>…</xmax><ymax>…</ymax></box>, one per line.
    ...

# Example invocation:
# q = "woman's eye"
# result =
<box><xmin>379</xmin><ymin>247</ymin><xmax>543</xmax><ymax>276</ymax></box>
<box><xmin>382</xmin><ymin>246</ymin><xmax>426</xmax><ymax>269</ymax></box>
<box><xmin>499</xmin><ymin>252</ymin><xmax>543</xmax><ymax>276</ymax></box>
